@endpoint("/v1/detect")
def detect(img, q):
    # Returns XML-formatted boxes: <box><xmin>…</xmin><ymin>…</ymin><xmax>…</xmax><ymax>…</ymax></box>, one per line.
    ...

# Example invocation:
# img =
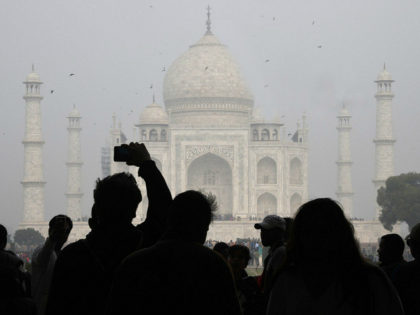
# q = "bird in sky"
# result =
<box><xmin>317</xmin><ymin>45</ymin><xmax>322</xmax><ymax>48</ymax></box>
<box><xmin>162</xmin><ymin>66</ymin><xmax>166</xmax><ymax>72</ymax></box>
<box><xmin>69</xmin><ymin>73</ymin><xmax>75</xmax><ymax>76</ymax></box>
<box><xmin>312</xmin><ymin>20</ymin><xmax>315</xmax><ymax>25</ymax></box>
<box><xmin>264</xmin><ymin>84</ymin><xmax>269</xmax><ymax>88</ymax></box>
<box><xmin>265</xmin><ymin>59</ymin><xmax>270</xmax><ymax>63</ymax></box>
<box><xmin>150</xmin><ymin>84</ymin><xmax>153</xmax><ymax>89</ymax></box>
<box><xmin>273</xmin><ymin>17</ymin><xmax>276</xmax><ymax>21</ymax></box>
<box><xmin>205</xmin><ymin>66</ymin><xmax>208</xmax><ymax>70</ymax></box>
<box><xmin>50</xmin><ymin>90</ymin><xmax>54</xmax><ymax>94</ymax></box>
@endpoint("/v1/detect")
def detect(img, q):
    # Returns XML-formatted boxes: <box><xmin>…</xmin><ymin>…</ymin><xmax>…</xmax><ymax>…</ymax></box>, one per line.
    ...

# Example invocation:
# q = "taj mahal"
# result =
<box><xmin>18</xmin><ymin>11</ymin><xmax>400</xmax><ymax>243</ymax></box>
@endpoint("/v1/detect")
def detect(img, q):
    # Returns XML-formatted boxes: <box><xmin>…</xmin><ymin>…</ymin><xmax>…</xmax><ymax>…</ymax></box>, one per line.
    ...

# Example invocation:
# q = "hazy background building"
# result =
<box><xmin>1</xmin><ymin>1</ymin><xmax>418</xmax><ymax>241</ymax></box>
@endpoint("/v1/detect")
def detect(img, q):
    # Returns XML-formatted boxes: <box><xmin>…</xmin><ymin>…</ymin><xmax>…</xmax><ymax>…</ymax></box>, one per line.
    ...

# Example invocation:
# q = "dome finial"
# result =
<box><xmin>153</xmin><ymin>92</ymin><xmax>155</xmax><ymax>104</ymax></box>
<box><xmin>32</xmin><ymin>64</ymin><xmax>35</xmax><ymax>72</ymax></box>
<box><xmin>384</xmin><ymin>62</ymin><xmax>386</xmax><ymax>70</ymax></box>
<box><xmin>206</xmin><ymin>5</ymin><xmax>212</xmax><ymax>34</ymax></box>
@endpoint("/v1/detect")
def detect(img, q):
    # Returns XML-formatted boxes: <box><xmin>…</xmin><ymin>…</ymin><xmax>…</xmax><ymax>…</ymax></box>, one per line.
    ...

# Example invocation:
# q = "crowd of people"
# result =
<box><xmin>1</xmin><ymin>142</ymin><xmax>419</xmax><ymax>314</ymax></box>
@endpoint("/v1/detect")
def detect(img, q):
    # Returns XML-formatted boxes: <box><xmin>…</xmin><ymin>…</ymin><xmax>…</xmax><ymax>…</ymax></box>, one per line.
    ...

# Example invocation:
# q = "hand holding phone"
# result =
<box><xmin>114</xmin><ymin>142</ymin><xmax>151</xmax><ymax>166</ymax></box>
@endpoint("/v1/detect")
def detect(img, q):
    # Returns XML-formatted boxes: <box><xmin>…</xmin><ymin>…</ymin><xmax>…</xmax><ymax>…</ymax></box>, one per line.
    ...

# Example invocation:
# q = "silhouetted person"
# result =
<box><xmin>106</xmin><ymin>190</ymin><xmax>241</xmax><ymax>315</ymax></box>
<box><xmin>0</xmin><ymin>224</ymin><xmax>36</xmax><ymax>315</ymax></box>
<box><xmin>394</xmin><ymin>223</ymin><xmax>420</xmax><ymax>315</ymax></box>
<box><xmin>46</xmin><ymin>143</ymin><xmax>172</xmax><ymax>315</ymax></box>
<box><xmin>254</xmin><ymin>215</ymin><xmax>286</xmax><ymax>294</ymax></box>
<box><xmin>228</xmin><ymin>244</ymin><xmax>262</xmax><ymax>315</ymax></box>
<box><xmin>31</xmin><ymin>215</ymin><xmax>72</xmax><ymax>315</ymax></box>
<box><xmin>378</xmin><ymin>233</ymin><xmax>406</xmax><ymax>283</ymax></box>
<box><xmin>267</xmin><ymin>198</ymin><xmax>403</xmax><ymax>315</ymax></box>
<box><xmin>213</xmin><ymin>241</ymin><xmax>229</xmax><ymax>260</ymax></box>
<box><xmin>283</xmin><ymin>217</ymin><xmax>294</xmax><ymax>243</ymax></box>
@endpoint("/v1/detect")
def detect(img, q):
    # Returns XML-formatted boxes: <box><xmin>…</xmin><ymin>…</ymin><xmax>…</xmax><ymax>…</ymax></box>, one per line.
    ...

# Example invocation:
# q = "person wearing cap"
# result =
<box><xmin>254</xmin><ymin>215</ymin><xmax>287</xmax><ymax>295</ymax></box>
<box><xmin>394</xmin><ymin>223</ymin><xmax>420</xmax><ymax>315</ymax></box>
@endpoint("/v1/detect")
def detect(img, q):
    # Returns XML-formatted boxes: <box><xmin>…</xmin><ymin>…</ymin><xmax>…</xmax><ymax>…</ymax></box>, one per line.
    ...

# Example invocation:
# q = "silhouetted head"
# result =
<box><xmin>166</xmin><ymin>190</ymin><xmax>217</xmax><ymax>244</ymax></box>
<box><xmin>254</xmin><ymin>215</ymin><xmax>286</xmax><ymax>247</ymax></box>
<box><xmin>406</xmin><ymin>223</ymin><xmax>420</xmax><ymax>260</ymax></box>
<box><xmin>213</xmin><ymin>242</ymin><xmax>229</xmax><ymax>260</ymax></box>
<box><xmin>228</xmin><ymin>244</ymin><xmax>250</xmax><ymax>274</ymax></box>
<box><xmin>378</xmin><ymin>233</ymin><xmax>405</xmax><ymax>265</ymax></box>
<box><xmin>49</xmin><ymin>215</ymin><xmax>73</xmax><ymax>250</ymax></box>
<box><xmin>287</xmin><ymin>198</ymin><xmax>362</xmax><ymax>267</ymax></box>
<box><xmin>93</xmin><ymin>172</ymin><xmax>142</xmax><ymax>229</ymax></box>
<box><xmin>0</xmin><ymin>224</ymin><xmax>7</xmax><ymax>250</ymax></box>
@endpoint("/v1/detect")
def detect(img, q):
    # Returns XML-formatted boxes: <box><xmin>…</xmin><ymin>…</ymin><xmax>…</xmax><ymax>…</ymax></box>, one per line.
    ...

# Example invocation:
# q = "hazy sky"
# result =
<box><xmin>1</xmin><ymin>0</ymin><xmax>420</xmax><ymax>233</ymax></box>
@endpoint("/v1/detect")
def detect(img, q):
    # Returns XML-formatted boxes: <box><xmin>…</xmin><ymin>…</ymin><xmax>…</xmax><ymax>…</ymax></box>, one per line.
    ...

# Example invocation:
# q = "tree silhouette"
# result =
<box><xmin>378</xmin><ymin>173</ymin><xmax>420</xmax><ymax>231</ymax></box>
<box><xmin>14</xmin><ymin>228</ymin><xmax>45</xmax><ymax>248</ymax></box>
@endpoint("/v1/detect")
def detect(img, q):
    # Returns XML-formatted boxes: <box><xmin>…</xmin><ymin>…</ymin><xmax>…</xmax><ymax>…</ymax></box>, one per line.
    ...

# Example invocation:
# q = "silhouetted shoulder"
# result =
<box><xmin>108</xmin><ymin>240</ymin><xmax>240</xmax><ymax>315</ymax></box>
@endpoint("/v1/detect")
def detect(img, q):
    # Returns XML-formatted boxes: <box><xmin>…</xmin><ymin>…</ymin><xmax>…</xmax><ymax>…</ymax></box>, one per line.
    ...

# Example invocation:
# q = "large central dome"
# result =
<box><xmin>163</xmin><ymin>29</ymin><xmax>254</xmax><ymax>126</ymax></box>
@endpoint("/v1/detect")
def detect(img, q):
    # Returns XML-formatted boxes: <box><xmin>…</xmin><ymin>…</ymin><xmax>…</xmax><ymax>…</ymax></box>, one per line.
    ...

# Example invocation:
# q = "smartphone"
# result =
<box><xmin>114</xmin><ymin>146</ymin><xmax>130</xmax><ymax>162</ymax></box>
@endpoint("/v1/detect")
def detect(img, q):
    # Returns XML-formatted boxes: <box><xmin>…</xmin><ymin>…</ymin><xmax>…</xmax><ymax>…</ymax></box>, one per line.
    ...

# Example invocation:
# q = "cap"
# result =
<box><xmin>407</xmin><ymin>223</ymin><xmax>420</xmax><ymax>243</ymax></box>
<box><xmin>254</xmin><ymin>215</ymin><xmax>286</xmax><ymax>231</ymax></box>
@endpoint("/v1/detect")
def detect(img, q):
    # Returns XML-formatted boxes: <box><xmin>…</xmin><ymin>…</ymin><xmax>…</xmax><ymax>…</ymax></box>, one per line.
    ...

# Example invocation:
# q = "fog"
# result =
<box><xmin>1</xmin><ymin>0</ymin><xmax>420</xmax><ymax>233</ymax></box>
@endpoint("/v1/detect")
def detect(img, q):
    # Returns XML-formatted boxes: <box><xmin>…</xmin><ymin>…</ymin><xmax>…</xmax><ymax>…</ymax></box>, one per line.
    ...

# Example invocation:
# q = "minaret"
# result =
<box><xmin>66</xmin><ymin>106</ymin><xmax>83</xmax><ymax>220</ymax></box>
<box><xmin>373</xmin><ymin>65</ymin><xmax>395</xmax><ymax>219</ymax></box>
<box><xmin>336</xmin><ymin>104</ymin><xmax>353</xmax><ymax>217</ymax></box>
<box><xmin>110</xmin><ymin>113</ymin><xmax>128</xmax><ymax>174</ymax></box>
<box><xmin>22</xmin><ymin>66</ymin><xmax>45</xmax><ymax>222</ymax></box>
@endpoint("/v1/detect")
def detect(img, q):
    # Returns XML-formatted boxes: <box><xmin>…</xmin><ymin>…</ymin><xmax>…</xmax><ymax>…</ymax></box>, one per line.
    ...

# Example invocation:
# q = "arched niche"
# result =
<box><xmin>149</xmin><ymin>129</ymin><xmax>158</xmax><ymax>141</ymax></box>
<box><xmin>187</xmin><ymin>153</ymin><xmax>232</xmax><ymax>217</ymax></box>
<box><xmin>257</xmin><ymin>157</ymin><xmax>277</xmax><ymax>184</ymax></box>
<box><xmin>290</xmin><ymin>193</ymin><xmax>302</xmax><ymax>214</ymax></box>
<box><xmin>257</xmin><ymin>192</ymin><xmax>277</xmax><ymax>218</ymax></box>
<box><xmin>261</xmin><ymin>129</ymin><xmax>270</xmax><ymax>141</ymax></box>
<box><xmin>290</xmin><ymin>157</ymin><xmax>303</xmax><ymax>185</ymax></box>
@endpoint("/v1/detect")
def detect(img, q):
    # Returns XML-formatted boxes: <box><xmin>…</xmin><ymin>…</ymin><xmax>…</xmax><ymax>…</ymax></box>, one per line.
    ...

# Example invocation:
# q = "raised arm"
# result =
<box><xmin>125</xmin><ymin>142</ymin><xmax>172</xmax><ymax>246</ymax></box>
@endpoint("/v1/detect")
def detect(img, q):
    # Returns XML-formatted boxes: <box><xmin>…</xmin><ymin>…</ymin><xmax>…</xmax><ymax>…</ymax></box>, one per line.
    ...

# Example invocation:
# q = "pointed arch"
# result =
<box><xmin>257</xmin><ymin>157</ymin><xmax>277</xmax><ymax>184</ymax></box>
<box><xmin>290</xmin><ymin>193</ymin><xmax>302</xmax><ymax>214</ymax></box>
<box><xmin>290</xmin><ymin>157</ymin><xmax>303</xmax><ymax>185</ymax></box>
<box><xmin>257</xmin><ymin>193</ymin><xmax>277</xmax><ymax>218</ymax></box>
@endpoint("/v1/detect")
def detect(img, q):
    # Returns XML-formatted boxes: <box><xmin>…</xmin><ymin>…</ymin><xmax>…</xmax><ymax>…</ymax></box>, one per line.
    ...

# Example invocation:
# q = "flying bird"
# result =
<box><xmin>69</xmin><ymin>73</ymin><xmax>75</xmax><ymax>76</ymax></box>
<box><xmin>150</xmin><ymin>84</ymin><xmax>153</xmax><ymax>89</ymax></box>
<box><xmin>162</xmin><ymin>66</ymin><xmax>166</xmax><ymax>72</ymax></box>
<box><xmin>50</xmin><ymin>90</ymin><xmax>54</xmax><ymax>94</ymax></box>
<box><xmin>264</xmin><ymin>84</ymin><xmax>269</xmax><ymax>88</ymax></box>
<box><xmin>312</xmin><ymin>20</ymin><xmax>315</xmax><ymax>25</ymax></box>
<box><xmin>265</xmin><ymin>59</ymin><xmax>270</xmax><ymax>63</ymax></box>
<box><xmin>205</xmin><ymin>66</ymin><xmax>208</xmax><ymax>71</ymax></box>
<box><xmin>317</xmin><ymin>45</ymin><xmax>322</xmax><ymax>48</ymax></box>
<box><xmin>273</xmin><ymin>17</ymin><xmax>276</xmax><ymax>21</ymax></box>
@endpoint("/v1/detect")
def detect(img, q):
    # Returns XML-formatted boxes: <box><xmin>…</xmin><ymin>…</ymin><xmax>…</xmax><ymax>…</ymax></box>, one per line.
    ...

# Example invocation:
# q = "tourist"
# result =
<box><xmin>46</xmin><ymin>143</ymin><xmax>172</xmax><ymax>315</ymax></box>
<box><xmin>254</xmin><ymin>215</ymin><xmax>286</xmax><ymax>294</ymax></box>
<box><xmin>267</xmin><ymin>198</ymin><xmax>403</xmax><ymax>315</ymax></box>
<box><xmin>377</xmin><ymin>233</ymin><xmax>406</xmax><ymax>283</ymax></box>
<box><xmin>1</xmin><ymin>224</ymin><xmax>36</xmax><ymax>315</ymax></box>
<box><xmin>32</xmin><ymin>215</ymin><xmax>72</xmax><ymax>315</ymax></box>
<box><xmin>106</xmin><ymin>190</ymin><xmax>241</xmax><ymax>315</ymax></box>
<box><xmin>394</xmin><ymin>223</ymin><xmax>420</xmax><ymax>315</ymax></box>
<box><xmin>213</xmin><ymin>241</ymin><xmax>229</xmax><ymax>260</ymax></box>
<box><xmin>228</xmin><ymin>244</ymin><xmax>262</xmax><ymax>315</ymax></box>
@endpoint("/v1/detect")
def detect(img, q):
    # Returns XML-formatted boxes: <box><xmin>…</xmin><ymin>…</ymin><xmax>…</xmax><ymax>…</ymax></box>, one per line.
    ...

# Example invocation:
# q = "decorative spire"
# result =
<box><xmin>112</xmin><ymin>112</ymin><xmax>116</xmax><ymax>129</ymax></box>
<box><xmin>153</xmin><ymin>92</ymin><xmax>155</xmax><ymax>104</ymax></box>
<box><xmin>384</xmin><ymin>62</ymin><xmax>386</xmax><ymax>70</ymax></box>
<box><xmin>206</xmin><ymin>5</ymin><xmax>212</xmax><ymax>34</ymax></box>
<box><xmin>32</xmin><ymin>64</ymin><xmax>35</xmax><ymax>72</ymax></box>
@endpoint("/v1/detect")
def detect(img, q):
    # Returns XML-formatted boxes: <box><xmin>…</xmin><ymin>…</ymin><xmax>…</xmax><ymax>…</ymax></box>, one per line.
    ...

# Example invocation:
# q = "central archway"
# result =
<box><xmin>187</xmin><ymin>153</ymin><xmax>233</xmax><ymax>218</ymax></box>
